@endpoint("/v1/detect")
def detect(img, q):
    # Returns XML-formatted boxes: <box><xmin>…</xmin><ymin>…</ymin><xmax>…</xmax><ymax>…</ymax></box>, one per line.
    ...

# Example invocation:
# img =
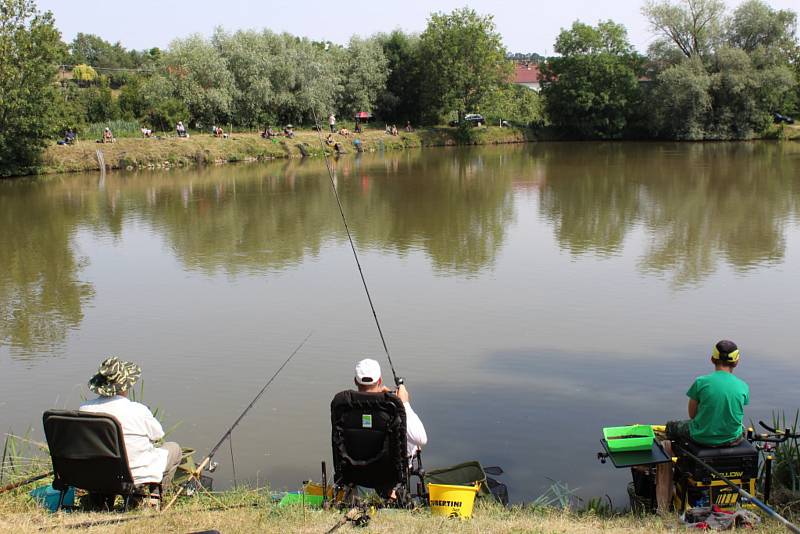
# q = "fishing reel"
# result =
<box><xmin>206</xmin><ymin>460</ymin><xmax>219</xmax><ymax>473</ymax></box>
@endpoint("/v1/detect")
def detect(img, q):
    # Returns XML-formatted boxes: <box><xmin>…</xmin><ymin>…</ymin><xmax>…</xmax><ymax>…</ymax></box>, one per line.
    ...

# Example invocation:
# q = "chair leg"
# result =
<box><xmin>123</xmin><ymin>494</ymin><xmax>130</xmax><ymax>512</ymax></box>
<box><xmin>56</xmin><ymin>489</ymin><xmax>66</xmax><ymax>511</ymax></box>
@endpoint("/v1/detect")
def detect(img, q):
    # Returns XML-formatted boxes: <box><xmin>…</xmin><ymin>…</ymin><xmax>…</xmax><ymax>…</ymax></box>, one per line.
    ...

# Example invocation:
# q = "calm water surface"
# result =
<box><xmin>2</xmin><ymin>142</ymin><xmax>800</xmax><ymax>504</ymax></box>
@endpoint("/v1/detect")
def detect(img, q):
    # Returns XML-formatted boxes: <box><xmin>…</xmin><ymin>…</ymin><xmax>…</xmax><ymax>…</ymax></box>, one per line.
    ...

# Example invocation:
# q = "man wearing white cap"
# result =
<box><xmin>354</xmin><ymin>358</ymin><xmax>427</xmax><ymax>461</ymax></box>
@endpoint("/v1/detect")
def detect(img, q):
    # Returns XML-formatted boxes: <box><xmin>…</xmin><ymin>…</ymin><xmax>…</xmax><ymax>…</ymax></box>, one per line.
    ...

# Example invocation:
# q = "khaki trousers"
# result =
<box><xmin>159</xmin><ymin>442</ymin><xmax>182</xmax><ymax>489</ymax></box>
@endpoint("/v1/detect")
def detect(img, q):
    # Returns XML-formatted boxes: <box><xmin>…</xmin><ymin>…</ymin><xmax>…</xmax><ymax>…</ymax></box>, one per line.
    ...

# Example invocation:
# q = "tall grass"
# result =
<box><xmin>0</xmin><ymin>432</ymin><xmax>51</xmax><ymax>491</ymax></box>
<box><xmin>770</xmin><ymin>410</ymin><xmax>800</xmax><ymax>493</ymax></box>
<box><xmin>83</xmin><ymin>120</ymin><xmax>142</xmax><ymax>140</ymax></box>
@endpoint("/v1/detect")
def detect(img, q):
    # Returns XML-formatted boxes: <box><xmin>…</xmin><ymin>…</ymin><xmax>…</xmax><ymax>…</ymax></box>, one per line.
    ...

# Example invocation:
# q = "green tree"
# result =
<box><xmin>212</xmin><ymin>29</ymin><xmax>280</xmax><ymax>128</ymax></box>
<box><xmin>164</xmin><ymin>34</ymin><xmax>235</xmax><ymax>127</ymax></box>
<box><xmin>726</xmin><ymin>0</ymin><xmax>797</xmax><ymax>58</ymax></box>
<box><xmin>417</xmin><ymin>8</ymin><xmax>511</xmax><ymax>123</ymax></box>
<box><xmin>80</xmin><ymin>81</ymin><xmax>120</xmax><ymax>123</ymax></box>
<box><xmin>0</xmin><ymin>0</ymin><xmax>63</xmax><ymax>176</ymax></box>
<box><xmin>138</xmin><ymin>74</ymin><xmax>189</xmax><ymax>131</ymax></box>
<box><xmin>647</xmin><ymin>57</ymin><xmax>711</xmax><ymax>139</ymax></box>
<box><xmin>72</xmin><ymin>63</ymin><xmax>97</xmax><ymax>84</ymax></box>
<box><xmin>52</xmin><ymin>83</ymin><xmax>88</xmax><ymax>132</ymax></box>
<box><xmin>642</xmin><ymin>0</ymin><xmax>726</xmax><ymax>60</ymax></box>
<box><xmin>70</xmin><ymin>33</ymin><xmax>131</xmax><ymax>67</ymax></box>
<box><xmin>374</xmin><ymin>30</ymin><xmax>423</xmax><ymax>122</ymax></box>
<box><xmin>542</xmin><ymin>21</ymin><xmax>642</xmax><ymax>139</ymax></box>
<box><xmin>725</xmin><ymin>1</ymin><xmax>799</xmax><ymax>116</ymax></box>
<box><xmin>270</xmin><ymin>36</ymin><xmax>341</xmax><ymax>125</ymax></box>
<box><xmin>338</xmin><ymin>36</ymin><xmax>389</xmax><ymax>117</ymax></box>
<box><xmin>69</xmin><ymin>33</ymin><xmax>147</xmax><ymax>88</ymax></box>
<box><xmin>118</xmin><ymin>74</ymin><xmax>146</xmax><ymax>119</ymax></box>
<box><xmin>482</xmin><ymin>84</ymin><xmax>543</xmax><ymax>127</ymax></box>
<box><xmin>708</xmin><ymin>47</ymin><xmax>795</xmax><ymax>138</ymax></box>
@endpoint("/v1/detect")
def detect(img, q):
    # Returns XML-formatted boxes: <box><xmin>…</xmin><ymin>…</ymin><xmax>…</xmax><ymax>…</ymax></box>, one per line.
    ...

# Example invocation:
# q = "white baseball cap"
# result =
<box><xmin>355</xmin><ymin>359</ymin><xmax>382</xmax><ymax>385</ymax></box>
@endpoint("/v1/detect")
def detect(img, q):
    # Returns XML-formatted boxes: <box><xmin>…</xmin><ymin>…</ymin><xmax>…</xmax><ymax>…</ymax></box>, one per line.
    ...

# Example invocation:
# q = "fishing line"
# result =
<box><xmin>310</xmin><ymin>108</ymin><xmax>402</xmax><ymax>386</ymax></box>
<box><xmin>229</xmin><ymin>435</ymin><xmax>237</xmax><ymax>487</ymax></box>
<box><xmin>164</xmin><ymin>332</ymin><xmax>313</xmax><ymax>511</ymax></box>
<box><xmin>205</xmin><ymin>331</ymin><xmax>313</xmax><ymax>460</ymax></box>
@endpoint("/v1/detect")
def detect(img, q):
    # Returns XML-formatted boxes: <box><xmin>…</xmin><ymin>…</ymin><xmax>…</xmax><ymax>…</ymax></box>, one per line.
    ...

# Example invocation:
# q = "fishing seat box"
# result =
<box><xmin>674</xmin><ymin>439</ymin><xmax>757</xmax><ymax>511</ymax></box>
<box><xmin>676</xmin><ymin>439</ymin><xmax>758</xmax><ymax>483</ymax></box>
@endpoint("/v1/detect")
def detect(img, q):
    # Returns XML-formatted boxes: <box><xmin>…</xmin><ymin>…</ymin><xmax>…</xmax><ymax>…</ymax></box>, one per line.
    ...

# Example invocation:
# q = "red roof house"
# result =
<box><xmin>512</xmin><ymin>62</ymin><xmax>543</xmax><ymax>91</ymax></box>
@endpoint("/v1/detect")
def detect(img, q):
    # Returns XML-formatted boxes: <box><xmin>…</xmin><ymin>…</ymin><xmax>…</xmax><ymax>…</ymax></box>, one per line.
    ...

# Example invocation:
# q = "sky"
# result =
<box><xmin>38</xmin><ymin>0</ymin><xmax>798</xmax><ymax>55</ymax></box>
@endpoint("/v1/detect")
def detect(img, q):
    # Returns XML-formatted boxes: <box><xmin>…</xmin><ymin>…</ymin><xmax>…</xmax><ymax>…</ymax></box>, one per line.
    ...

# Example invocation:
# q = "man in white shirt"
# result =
<box><xmin>79</xmin><ymin>357</ymin><xmax>182</xmax><ymax>493</ymax></box>
<box><xmin>353</xmin><ymin>359</ymin><xmax>427</xmax><ymax>462</ymax></box>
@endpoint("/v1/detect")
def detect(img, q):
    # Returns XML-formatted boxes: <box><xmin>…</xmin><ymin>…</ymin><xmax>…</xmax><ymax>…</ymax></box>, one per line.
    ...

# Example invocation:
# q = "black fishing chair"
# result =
<box><xmin>42</xmin><ymin>409</ymin><xmax>161</xmax><ymax>511</ymax></box>
<box><xmin>329</xmin><ymin>391</ymin><xmax>424</xmax><ymax>507</ymax></box>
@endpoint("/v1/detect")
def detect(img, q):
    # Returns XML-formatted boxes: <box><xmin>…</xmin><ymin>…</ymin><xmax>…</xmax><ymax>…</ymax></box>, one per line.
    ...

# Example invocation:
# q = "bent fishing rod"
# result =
<box><xmin>677</xmin><ymin>445</ymin><xmax>800</xmax><ymax>534</ymax></box>
<box><xmin>310</xmin><ymin>108</ymin><xmax>403</xmax><ymax>387</ymax></box>
<box><xmin>164</xmin><ymin>331</ymin><xmax>313</xmax><ymax>510</ymax></box>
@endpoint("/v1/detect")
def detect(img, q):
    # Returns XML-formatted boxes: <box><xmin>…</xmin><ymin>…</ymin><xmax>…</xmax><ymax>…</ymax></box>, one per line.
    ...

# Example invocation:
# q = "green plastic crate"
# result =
<box><xmin>278</xmin><ymin>492</ymin><xmax>324</xmax><ymax>507</ymax></box>
<box><xmin>603</xmin><ymin>424</ymin><xmax>655</xmax><ymax>452</ymax></box>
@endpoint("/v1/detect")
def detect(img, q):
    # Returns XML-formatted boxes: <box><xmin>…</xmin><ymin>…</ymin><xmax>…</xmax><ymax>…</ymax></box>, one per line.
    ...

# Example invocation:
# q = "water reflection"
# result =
<box><xmin>42</xmin><ymin>150</ymin><xmax>518</xmax><ymax>277</ymax></box>
<box><xmin>538</xmin><ymin>144</ymin><xmax>639</xmax><ymax>256</ymax></box>
<box><xmin>538</xmin><ymin>142</ymin><xmax>800</xmax><ymax>285</ymax></box>
<box><xmin>1</xmin><ymin>143</ymin><xmax>799</xmax><ymax>356</ymax></box>
<box><xmin>0</xmin><ymin>180</ymin><xmax>95</xmax><ymax>358</ymax></box>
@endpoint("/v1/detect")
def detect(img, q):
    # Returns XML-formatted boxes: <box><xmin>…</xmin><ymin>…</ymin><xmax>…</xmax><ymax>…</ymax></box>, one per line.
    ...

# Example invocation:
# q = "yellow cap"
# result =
<box><xmin>712</xmin><ymin>341</ymin><xmax>739</xmax><ymax>362</ymax></box>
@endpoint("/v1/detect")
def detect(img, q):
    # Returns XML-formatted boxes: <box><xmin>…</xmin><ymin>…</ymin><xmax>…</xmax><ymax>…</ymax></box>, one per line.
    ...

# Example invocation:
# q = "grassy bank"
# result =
<box><xmin>33</xmin><ymin>123</ymin><xmax>800</xmax><ymax>177</ymax></box>
<box><xmin>38</xmin><ymin>126</ymin><xmax>534</xmax><ymax>175</ymax></box>
<box><xmin>0</xmin><ymin>490</ymin><xmax>787</xmax><ymax>534</ymax></box>
<box><xmin>765</xmin><ymin>123</ymin><xmax>800</xmax><ymax>140</ymax></box>
<box><xmin>1</xmin><ymin>434</ymin><xmax>796</xmax><ymax>533</ymax></box>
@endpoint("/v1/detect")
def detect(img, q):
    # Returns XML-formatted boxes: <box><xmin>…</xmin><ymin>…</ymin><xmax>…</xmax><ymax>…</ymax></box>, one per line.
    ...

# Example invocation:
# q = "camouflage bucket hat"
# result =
<box><xmin>88</xmin><ymin>357</ymin><xmax>141</xmax><ymax>396</ymax></box>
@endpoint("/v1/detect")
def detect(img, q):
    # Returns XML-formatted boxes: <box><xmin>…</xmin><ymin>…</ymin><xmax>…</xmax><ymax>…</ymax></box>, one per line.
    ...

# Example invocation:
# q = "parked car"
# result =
<box><xmin>449</xmin><ymin>113</ymin><xmax>485</xmax><ymax>127</ymax></box>
<box><xmin>774</xmin><ymin>112</ymin><xmax>795</xmax><ymax>125</ymax></box>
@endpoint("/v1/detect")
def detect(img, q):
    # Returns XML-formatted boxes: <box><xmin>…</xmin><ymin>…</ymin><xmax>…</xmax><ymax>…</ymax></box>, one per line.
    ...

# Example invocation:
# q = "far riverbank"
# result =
<box><xmin>22</xmin><ymin>122</ymin><xmax>800</xmax><ymax>177</ymax></box>
<box><xmin>37</xmin><ymin>126</ymin><xmax>535</xmax><ymax>176</ymax></box>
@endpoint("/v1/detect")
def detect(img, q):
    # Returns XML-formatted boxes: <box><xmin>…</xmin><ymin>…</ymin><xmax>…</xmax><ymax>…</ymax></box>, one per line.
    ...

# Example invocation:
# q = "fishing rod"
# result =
<box><xmin>0</xmin><ymin>471</ymin><xmax>53</xmax><ymax>495</ymax></box>
<box><xmin>677</xmin><ymin>445</ymin><xmax>800</xmax><ymax>534</ymax></box>
<box><xmin>310</xmin><ymin>108</ymin><xmax>403</xmax><ymax>387</ymax></box>
<box><xmin>164</xmin><ymin>332</ymin><xmax>313</xmax><ymax>510</ymax></box>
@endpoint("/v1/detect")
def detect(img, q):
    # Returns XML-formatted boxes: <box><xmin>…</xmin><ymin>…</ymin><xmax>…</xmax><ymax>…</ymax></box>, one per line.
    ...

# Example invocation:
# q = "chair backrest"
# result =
<box><xmin>43</xmin><ymin>410</ymin><xmax>136</xmax><ymax>494</ymax></box>
<box><xmin>330</xmin><ymin>390</ymin><xmax>409</xmax><ymax>496</ymax></box>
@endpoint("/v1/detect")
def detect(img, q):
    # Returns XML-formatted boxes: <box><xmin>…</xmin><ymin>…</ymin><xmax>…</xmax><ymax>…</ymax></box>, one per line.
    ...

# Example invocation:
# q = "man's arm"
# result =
<box><xmin>688</xmin><ymin>398</ymin><xmax>698</xmax><ymax>419</ymax></box>
<box><xmin>396</xmin><ymin>385</ymin><xmax>427</xmax><ymax>448</ymax></box>
<box><xmin>404</xmin><ymin>403</ymin><xmax>428</xmax><ymax>448</ymax></box>
<box><xmin>138</xmin><ymin>403</ymin><xmax>165</xmax><ymax>441</ymax></box>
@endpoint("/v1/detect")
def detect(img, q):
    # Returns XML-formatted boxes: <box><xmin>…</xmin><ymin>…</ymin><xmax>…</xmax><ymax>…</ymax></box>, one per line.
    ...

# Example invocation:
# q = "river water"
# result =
<box><xmin>2</xmin><ymin>142</ymin><xmax>799</xmax><ymax>505</ymax></box>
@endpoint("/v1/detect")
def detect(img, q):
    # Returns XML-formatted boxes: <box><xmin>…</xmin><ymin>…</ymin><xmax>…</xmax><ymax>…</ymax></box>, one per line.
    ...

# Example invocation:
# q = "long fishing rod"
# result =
<box><xmin>164</xmin><ymin>332</ymin><xmax>313</xmax><ymax>510</ymax></box>
<box><xmin>678</xmin><ymin>445</ymin><xmax>800</xmax><ymax>534</ymax></box>
<box><xmin>0</xmin><ymin>471</ymin><xmax>53</xmax><ymax>495</ymax></box>
<box><xmin>310</xmin><ymin>108</ymin><xmax>402</xmax><ymax>387</ymax></box>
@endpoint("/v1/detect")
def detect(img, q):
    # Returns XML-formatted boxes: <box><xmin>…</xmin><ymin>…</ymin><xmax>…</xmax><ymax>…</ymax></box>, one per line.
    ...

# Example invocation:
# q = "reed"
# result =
<box><xmin>769</xmin><ymin>410</ymin><xmax>800</xmax><ymax>507</ymax></box>
<box><xmin>83</xmin><ymin>120</ymin><xmax>143</xmax><ymax>140</ymax></box>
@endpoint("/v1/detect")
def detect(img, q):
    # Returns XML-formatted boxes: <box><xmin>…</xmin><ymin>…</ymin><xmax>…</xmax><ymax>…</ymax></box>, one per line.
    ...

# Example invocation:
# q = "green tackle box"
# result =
<box><xmin>277</xmin><ymin>492</ymin><xmax>324</xmax><ymax>508</ymax></box>
<box><xmin>603</xmin><ymin>424</ymin><xmax>655</xmax><ymax>452</ymax></box>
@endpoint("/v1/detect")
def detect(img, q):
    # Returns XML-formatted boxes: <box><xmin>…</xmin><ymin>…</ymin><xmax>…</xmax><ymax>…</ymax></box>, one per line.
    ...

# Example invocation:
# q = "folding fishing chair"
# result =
<box><xmin>329</xmin><ymin>390</ymin><xmax>425</xmax><ymax>508</ymax></box>
<box><xmin>42</xmin><ymin>409</ymin><xmax>161</xmax><ymax>511</ymax></box>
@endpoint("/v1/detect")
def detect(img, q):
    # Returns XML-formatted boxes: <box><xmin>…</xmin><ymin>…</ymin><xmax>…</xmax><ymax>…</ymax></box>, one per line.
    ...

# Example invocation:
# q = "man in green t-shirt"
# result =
<box><xmin>656</xmin><ymin>340</ymin><xmax>750</xmax><ymax>510</ymax></box>
<box><xmin>667</xmin><ymin>339</ymin><xmax>750</xmax><ymax>447</ymax></box>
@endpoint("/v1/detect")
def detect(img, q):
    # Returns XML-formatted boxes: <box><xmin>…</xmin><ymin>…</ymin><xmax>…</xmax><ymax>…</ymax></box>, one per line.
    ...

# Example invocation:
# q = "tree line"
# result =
<box><xmin>0</xmin><ymin>0</ymin><xmax>797</xmax><ymax>175</ymax></box>
<box><xmin>543</xmin><ymin>0</ymin><xmax>799</xmax><ymax>140</ymax></box>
